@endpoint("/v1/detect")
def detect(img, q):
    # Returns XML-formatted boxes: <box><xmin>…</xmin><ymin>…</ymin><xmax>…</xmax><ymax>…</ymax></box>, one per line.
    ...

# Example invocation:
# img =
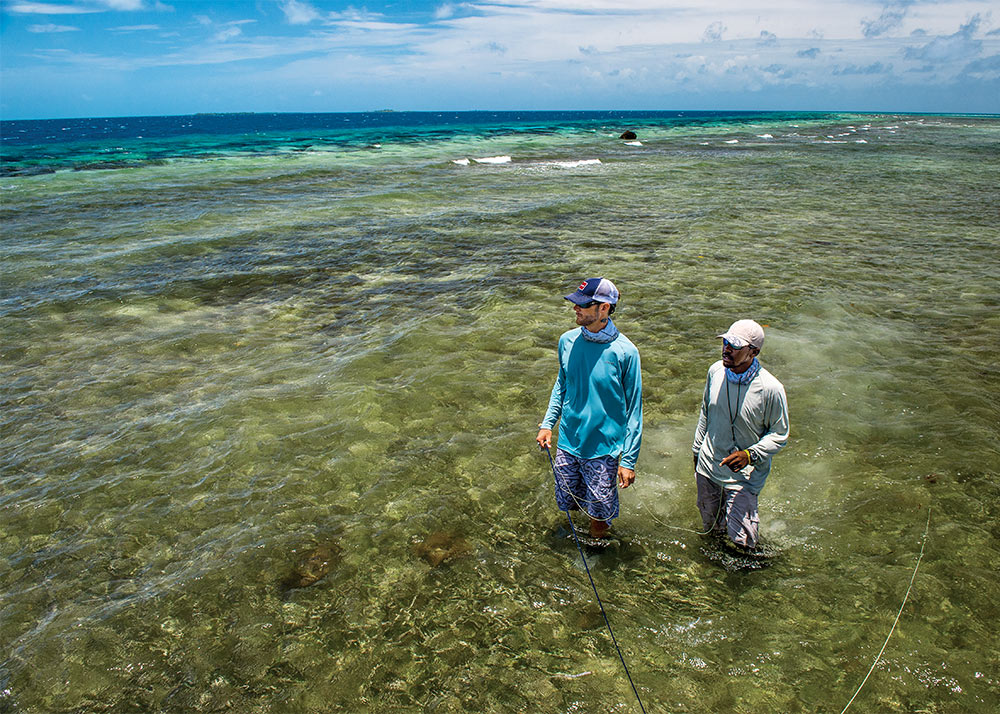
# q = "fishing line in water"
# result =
<box><xmin>839</xmin><ymin>507</ymin><xmax>932</xmax><ymax>714</ymax></box>
<box><xmin>544</xmin><ymin>441</ymin><xmax>931</xmax><ymax>713</ymax></box>
<box><xmin>545</xmin><ymin>445</ymin><xmax>722</xmax><ymax>536</ymax></box>
<box><xmin>543</xmin><ymin>446</ymin><xmax>647</xmax><ymax>714</ymax></box>
<box><xmin>627</xmin><ymin>486</ymin><xmax>722</xmax><ymax>536</ymax></box>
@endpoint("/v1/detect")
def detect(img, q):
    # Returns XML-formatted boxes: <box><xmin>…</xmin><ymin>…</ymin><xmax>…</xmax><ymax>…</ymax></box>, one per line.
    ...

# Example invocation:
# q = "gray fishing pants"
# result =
<box><xmin>696</xmin><ymin>473</ymin><xmax>759</xmax><ymax>548</ymax></box>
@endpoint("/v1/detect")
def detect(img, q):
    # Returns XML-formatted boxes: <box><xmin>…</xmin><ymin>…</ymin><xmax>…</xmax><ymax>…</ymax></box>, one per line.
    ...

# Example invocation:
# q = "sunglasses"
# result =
<box><xmin>578</xmin><ymin>300</ymin><xmax>602</xmax><ymax>309</ymax></box>
<box><xmin>723</xmin><ymin>338</ymin><xmax>750</xmax><ymax>350</ymax></box>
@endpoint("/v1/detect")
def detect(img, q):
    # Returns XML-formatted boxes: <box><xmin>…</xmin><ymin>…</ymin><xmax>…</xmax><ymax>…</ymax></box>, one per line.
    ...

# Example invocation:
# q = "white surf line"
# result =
<box><xmin>548</xmin><ymin>159</ymin><xmax>601</xmax><ymax>168</ymax></box>
<box><xmin>473</xmin><ymin>155</ymin><xmax>511</xmax><ymax>164</ymax></box>
<box><xmin>840</xmin><ymin>507</ymin><xmax>932</xmax><ymax>714</ymax></box>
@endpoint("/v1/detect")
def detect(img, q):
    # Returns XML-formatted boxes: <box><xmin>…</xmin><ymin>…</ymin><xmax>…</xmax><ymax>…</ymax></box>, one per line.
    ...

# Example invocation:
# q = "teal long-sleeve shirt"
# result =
<box><xmin>541</xmin><ymin>328</ymin><xmax>643</xmax><ymax>469</ymax></box>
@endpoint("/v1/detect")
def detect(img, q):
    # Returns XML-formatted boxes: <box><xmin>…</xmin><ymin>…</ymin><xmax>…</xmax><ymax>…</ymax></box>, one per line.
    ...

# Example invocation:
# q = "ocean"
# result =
<box><xmin>1</xmin><ymin>110</ymin><xmax>999</xmax><ymax>712</ymax></box>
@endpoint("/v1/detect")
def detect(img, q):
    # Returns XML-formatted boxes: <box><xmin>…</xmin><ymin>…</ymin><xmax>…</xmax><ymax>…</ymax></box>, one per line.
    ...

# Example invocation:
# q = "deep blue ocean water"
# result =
<box><xmin>1</xmin><ymin>110</ymin><xmax>842</xmax><ymax>175</ymax></box>
<box><xmin>2</xmin><ymin>110</ymin><xmax>999</xmax><ymax>712</ymax></box>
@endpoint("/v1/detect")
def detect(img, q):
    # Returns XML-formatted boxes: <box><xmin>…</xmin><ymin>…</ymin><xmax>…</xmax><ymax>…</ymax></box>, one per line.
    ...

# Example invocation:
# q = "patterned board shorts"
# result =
<box><xmin>552</xmin><ymin>449</ymin><xmax>620</xmax><ymax>523</ymax></box>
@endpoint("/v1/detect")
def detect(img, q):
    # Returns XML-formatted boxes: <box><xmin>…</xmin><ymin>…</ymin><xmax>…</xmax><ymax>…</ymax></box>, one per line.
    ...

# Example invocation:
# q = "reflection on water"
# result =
<box><xmin>2</xmin><ymin>113</ymin><xmax>999</xmax><ymax>712</ymax></box>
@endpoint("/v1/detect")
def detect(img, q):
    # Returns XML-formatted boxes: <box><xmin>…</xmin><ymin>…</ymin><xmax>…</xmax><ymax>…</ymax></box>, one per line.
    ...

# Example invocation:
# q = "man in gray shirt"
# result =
<box><xmin>692</xmin><ymin>319</ymin><xmax>789</xmax><ymax>549</ymax></box>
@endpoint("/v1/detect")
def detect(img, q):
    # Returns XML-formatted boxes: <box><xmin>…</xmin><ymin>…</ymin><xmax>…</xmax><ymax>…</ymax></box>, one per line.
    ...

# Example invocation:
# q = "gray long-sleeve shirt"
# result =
<box><xmin>692</xmin><ymin>360</ymin><xmax>789</xmax><ymax>494</ymax></box>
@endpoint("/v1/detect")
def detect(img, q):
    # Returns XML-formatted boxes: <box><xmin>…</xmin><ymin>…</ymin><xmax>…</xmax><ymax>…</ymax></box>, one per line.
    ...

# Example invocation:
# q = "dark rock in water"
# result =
<box><xmin>574</xmin><ymin>603</ymin><xmax>604</xmax><ymax>630</ymax></box>
<box><xmin>72</xmin><ymin>161</ymin><xmax>143</xmax><ymax>171</ymax></box>
<box><xmin>412</xmin><ymin>531</ymin><xmax>471</xmax><ymax>567</ymax></box>
<box><xmin>282</xmin><ymin>542</ymin><xmax>341</xmax><ymax>589</ymax></box>
<box><xmin>1</xmin><ymin>165</ymin><xmax>57</xmax><ymax>177</ymax></box>
<box><xmin>619</xmin><ymin>130</ymin><xmax>637</xmax><ymax>140</ymax></box>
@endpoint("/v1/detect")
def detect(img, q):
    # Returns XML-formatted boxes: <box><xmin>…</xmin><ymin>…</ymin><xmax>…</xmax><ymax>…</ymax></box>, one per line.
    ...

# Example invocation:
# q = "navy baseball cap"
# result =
<box><xmin>564</xmin><ymin>277</ymin><xmax>619</xmax><ymax>305</ymax></box>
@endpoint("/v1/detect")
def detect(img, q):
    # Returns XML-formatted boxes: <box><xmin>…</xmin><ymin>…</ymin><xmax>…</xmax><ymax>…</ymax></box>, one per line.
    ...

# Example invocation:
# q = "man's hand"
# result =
<box><xmin>618</xmin><ymin>466</ymin><xmax>635</xmax><ymax>489</ymax></box>
<box><xmin>720</xmin><ymin>449</ymin><xmax>750</xmax><ymax>472</ymax></box>
<box><xmin>536</xmin><ymin>428</ymin><xmax>552</xmax><ymax>449</ymax></box>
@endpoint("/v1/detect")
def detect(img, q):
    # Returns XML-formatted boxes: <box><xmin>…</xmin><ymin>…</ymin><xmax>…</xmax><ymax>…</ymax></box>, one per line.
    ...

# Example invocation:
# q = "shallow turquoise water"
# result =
<box><xmin>2</xmin><ymin>112</ymin><xmax>999</xmax><ymax>712</ymax></box>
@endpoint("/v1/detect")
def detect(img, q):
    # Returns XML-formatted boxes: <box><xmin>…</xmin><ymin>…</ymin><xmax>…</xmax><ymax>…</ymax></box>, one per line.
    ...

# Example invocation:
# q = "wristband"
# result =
<box><xmin>743</xmin><ymin>449</ymin><xmax>753</xmax><ymax>464</ymax></box>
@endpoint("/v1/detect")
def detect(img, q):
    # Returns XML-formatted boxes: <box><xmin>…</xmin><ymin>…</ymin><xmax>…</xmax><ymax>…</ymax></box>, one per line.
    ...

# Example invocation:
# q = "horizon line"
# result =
<box><xmin>4</xmin><ymin>108</ymin><xmax>1000</xmax><ymax>123</ymax></box>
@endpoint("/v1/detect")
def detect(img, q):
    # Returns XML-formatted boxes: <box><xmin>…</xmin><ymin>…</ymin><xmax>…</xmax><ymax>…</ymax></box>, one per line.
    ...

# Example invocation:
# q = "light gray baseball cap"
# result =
<box><xmin>718</xmin><ymin>319</ymin><xmax>764</xmax><ymax>349</ymax></box>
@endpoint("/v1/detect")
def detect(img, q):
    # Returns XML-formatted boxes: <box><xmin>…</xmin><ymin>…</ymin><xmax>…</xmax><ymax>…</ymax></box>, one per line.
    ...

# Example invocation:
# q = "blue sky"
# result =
<box><xmin>2</xmin><ymin>0</ymin><xmax>998</xmax><ymax>119</ymax></box>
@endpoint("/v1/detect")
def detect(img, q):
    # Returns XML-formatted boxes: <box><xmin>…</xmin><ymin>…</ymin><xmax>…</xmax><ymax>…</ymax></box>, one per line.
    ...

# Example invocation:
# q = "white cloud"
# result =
<box><xmin>7</xmin><ymin>2</ymin><xmax>101</xmax><ymax>14</ymax></box>
<box><xmin>703</xmin><ymin>21</ymin><xmax>726</xmax><ymax>42</ymax></box>
<box><xmin>961</xmin><ymin>52</ymin><xmax>1000</xmax><ymax>78</ymax></box>
<box><xmin>7</xmin><ymin>0</ymin><xmax>147</xmax><ymax>12</ymax></box>
<box><xmin>111</xmin><ymin>24</ymin><xmax>160</xmax><ymax>31</ymax></box>
<box><xmin>833</xmin><ymin>60</ymin><xmax>892</xmax><ymax>75</ymax></box>
<box><xmin>214</xmin><ymin>26</ymin><xmax>243</xmax><ymax>42</ymax></box>
<box><xmin>904</xmin><ymin>14</ymin><xmax>984</xmax><ymax>63</ymax></box>
<box><xmin>14</xmin><ymin>0</ymin><xmax>999</xmax><ymax>106</ymax></box>
<box><xmin>759</xmin><ymin>30</ymin><xmax>778</xmax><ymax>46</ymax></box>
<box><xmin>27</xmin><ymin>22</ymin><xmax>80</xmax><ymax>31</ymax></box>
<box><xmin>326</xmin><ymin>20</ymin><xmax>420</xmax><ymax>33</ymax></box>
<box><xmin>325</xmin><ymin>8</ymin><xmax>387</xmax><ymax>23</ymax></box>
<box><xmin>861</xmin><ymin>0</ymin><xmax>914</xmax><ymax>38</ymax></box>
<box><xmin>27</xmin><ymin>31</ymin><xmax>340</xmax><ymax>70</ymax></box>
<box><xmin>280</xmin><ymin>0</ymin><xmax>321</xmax><ymax>25</ymax></box>
<box><xmin>435</xmin><ymin>3</ymin><xmax>457</xmax><ymax>20</ymax></box>
<box><xmin>99</xmin><ymin>0</ymin><xmax>146</xmax><ymax>9</ymax></box>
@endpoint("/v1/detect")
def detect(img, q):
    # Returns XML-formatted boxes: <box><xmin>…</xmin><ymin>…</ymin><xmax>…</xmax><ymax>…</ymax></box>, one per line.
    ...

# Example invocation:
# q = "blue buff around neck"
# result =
<box><xmin>580</xmin><ymin>317</ymin><xmax>619</xmax><ymax>343</ymax></box>
<box><xmin>725</xmin><ymin>357</ymin><xmax>760</xmax><ymax>384</ymax></box>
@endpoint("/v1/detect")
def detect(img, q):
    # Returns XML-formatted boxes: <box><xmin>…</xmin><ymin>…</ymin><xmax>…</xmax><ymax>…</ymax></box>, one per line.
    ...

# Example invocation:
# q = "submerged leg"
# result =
<box><xmin>589</xmin><ymin>518</ymin><xmax>610</xmax><ymax>538</ymax></box>
<box><xmin>582</xmin><ymin>455</ymin><xmax>620</xmax><ymax>536</ymax></box>
<box><xmin>696</xmin><ymin>474</ymin><xmax>726</xmax><ymax>535</ymax></box>
<box><xmin>552</xmin><ymin>449</ymin><xmax>584</xmax><ymax>512</ymax></box>
<box><xmin>725</xmin><ymin>488</ymin><xmax>760</xmax><ymax>549</ymax></box>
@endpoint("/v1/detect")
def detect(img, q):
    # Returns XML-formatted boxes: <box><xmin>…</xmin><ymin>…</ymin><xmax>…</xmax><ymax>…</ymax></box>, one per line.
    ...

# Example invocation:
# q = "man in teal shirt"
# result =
<box><xmin>536</xmin><ymin>278</ymin><xmax>643</xmax><ymax>538</ymax></box>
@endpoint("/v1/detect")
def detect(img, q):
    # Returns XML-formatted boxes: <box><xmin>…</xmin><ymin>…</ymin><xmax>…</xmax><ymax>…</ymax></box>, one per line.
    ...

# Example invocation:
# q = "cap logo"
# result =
<box><xmin>579</xmin><ymin>281</ymin><xmax>588</xmax><ymax>290</ymax></box>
